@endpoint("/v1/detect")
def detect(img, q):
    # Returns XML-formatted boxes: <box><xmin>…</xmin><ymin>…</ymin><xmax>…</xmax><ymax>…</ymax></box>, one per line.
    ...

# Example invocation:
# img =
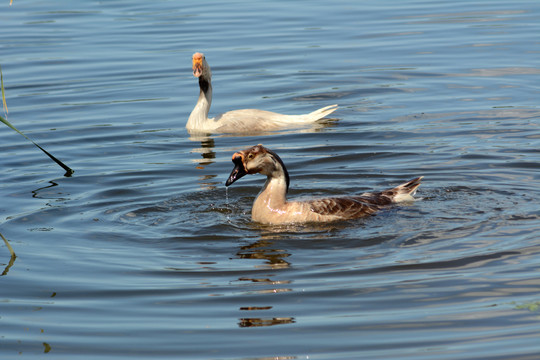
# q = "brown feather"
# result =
<box><xmin>308</xmin><ymin>197</ymin><xmax>382</xmax><ymax>219</ymax></box>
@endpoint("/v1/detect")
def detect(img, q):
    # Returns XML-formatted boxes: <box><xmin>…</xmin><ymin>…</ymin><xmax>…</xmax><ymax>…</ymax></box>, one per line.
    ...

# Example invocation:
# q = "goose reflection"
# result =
<box><xmin>234</xmin><ymin>236</ymin><xmax>296</xmax><ymax>328</ymax></box>
<box><xmin>188</xmin><ymin>136</ymin><xmax>220</xmax><ymax>190</ymax></box>
<box><xmin>187</xmin><ymin>118</ymin><xmax>338</xmax><ymax>170</ymax></box>
<box><xmin>238</xmin><ymin>316</ymin><xmax>295</xmax><ymax>328</ymax></box>
<box><xmin>189</xmin><ymin>136</ymin><xmax>216</xmax><ymax>169</ymax></box>
<box><xmin>187</xmin><ymin>113</ymin><xmax>338</xmax><ymax>191</ymax></box>
<box><xmin>236</xmin><ymin>238</ymin><xmax>291</xmax><ymax>270</ymax></box>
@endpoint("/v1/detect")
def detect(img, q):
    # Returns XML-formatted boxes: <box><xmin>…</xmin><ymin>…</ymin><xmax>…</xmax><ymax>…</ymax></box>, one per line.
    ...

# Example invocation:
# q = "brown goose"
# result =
<box><xmin>187</xmin><ymin>52</ymin><xmax>338</xmax><ymax>133</ymax></box>
<box><xmin>225</xmin><ymin>144</ymin><xmax>423</xmax><ymax>225</ymax></box>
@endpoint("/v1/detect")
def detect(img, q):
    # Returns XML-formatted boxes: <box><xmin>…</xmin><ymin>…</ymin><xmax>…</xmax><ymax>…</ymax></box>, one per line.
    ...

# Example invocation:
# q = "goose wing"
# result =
<box><xmin>214</xmin><ymin>105</ymin><xmax>338</xmax><ymax>133</ymax></box>
<box><xmin>307</xmin><ymin>197</ymin><xmax>383</xmax><ymax>219</ymax></box>
<box><xmin>214</xmin><ymin>109</ymin><xmax>287</xmax><ymax>132</ymax></box>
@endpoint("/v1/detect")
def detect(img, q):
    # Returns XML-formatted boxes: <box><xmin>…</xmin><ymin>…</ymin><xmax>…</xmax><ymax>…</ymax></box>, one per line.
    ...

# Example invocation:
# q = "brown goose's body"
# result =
<box><xmin>226</xmin><ymin>145</ymin><xmax>424</xmax><ymax>225</ymax></box>
<box><xmin>187</xmin><ymin>52</ymin><xmax>338</xmax><ymax>133</ymax></box>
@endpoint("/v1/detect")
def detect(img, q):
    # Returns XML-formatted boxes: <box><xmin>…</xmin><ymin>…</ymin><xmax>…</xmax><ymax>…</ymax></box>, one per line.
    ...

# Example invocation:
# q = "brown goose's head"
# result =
<box><xmin>225</xmin><ymin>144</ymin><xmax>290</xmax><ymax>192</ymax></box>
<box><xmin>192</xmin><ymin>52</ymin><xmax>211</xmax><ymax>79</ymax></box>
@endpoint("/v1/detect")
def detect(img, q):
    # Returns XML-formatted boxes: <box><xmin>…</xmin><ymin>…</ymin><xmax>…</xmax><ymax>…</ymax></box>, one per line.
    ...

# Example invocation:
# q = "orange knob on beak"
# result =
<box><xmin>192</xmin><ymin>52</ymin><xmax>204</xmax><ymax>78</ymax></box>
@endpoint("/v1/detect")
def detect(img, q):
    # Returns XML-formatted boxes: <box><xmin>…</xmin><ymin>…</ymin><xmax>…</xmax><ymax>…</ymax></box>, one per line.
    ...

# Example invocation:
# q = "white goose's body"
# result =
<box><xmin>187</xmin><ymin>52</ymin><xmax>338</xmax><ymax>133</ymax></box>
<box><xmin>226</xmin><ymin>145</ymin><xmax>424</xmax><ymax>225</ymax></box>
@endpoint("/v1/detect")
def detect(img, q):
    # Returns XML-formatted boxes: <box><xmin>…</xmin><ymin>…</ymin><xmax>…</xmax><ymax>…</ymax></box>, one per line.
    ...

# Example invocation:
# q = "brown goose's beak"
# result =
<box><xmin>192</xmin><ymin>53</ymin><xmax>203</xmax><ymax>78</ymax></box>
<box><xmin>226</xmin><ymin>154</ymin><xmax>247</xmax><ymax>186</ymax></box>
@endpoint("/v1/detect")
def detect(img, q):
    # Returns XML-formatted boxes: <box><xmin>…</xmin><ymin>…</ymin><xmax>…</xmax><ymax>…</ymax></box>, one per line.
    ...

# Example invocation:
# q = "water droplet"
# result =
<box><xmin>225</xmin><ymin>187</ymin><xmax>231</xmax><ymax>223</ymax></box>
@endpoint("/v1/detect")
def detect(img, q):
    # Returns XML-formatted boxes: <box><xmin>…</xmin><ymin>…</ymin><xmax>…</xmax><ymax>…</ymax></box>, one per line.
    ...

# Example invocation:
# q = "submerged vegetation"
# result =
<box><xmin>1</xmin><ymin>65</ymin><xmax>74</xmax><ymax>176</ymax></box>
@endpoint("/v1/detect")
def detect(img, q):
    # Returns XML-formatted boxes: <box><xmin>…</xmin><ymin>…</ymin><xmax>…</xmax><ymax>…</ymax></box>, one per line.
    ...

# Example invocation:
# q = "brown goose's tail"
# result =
<box><xmin>388</xmin><ymin>176</ymin><xmax>424</xmax><ymax>203</ymax></box>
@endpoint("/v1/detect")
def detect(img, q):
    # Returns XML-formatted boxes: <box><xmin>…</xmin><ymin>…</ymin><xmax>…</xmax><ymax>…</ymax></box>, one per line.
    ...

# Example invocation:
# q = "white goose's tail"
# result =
<box><xmin>278</xmin><ymin>104</ymin><xmax>338</xmax><ymax>123</ymax></box>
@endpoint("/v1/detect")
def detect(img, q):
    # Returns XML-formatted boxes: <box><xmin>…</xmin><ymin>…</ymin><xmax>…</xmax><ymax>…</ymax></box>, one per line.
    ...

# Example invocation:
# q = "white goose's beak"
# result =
<box><xmin>192</xmin><ymin>52</ymin><xmax>204</xmax><ymax>78</ymax></box>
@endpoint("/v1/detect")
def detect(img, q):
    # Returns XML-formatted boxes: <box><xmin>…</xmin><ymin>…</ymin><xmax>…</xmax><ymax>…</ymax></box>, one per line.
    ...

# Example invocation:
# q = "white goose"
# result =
<box><xmin>187</xmin><ymin>52</ymin><xmax>338</xmax><ymax>133</ymax></box>
<box><xmin>225</xmin><ymin>144</ymin><xmax>424</xmax><ymax>225</ymax></box>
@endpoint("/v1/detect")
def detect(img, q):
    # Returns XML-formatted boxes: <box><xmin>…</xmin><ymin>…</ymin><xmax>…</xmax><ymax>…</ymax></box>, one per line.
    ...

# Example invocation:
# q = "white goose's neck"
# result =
<box><xmin>187</xmin><ymin>77</ymin><xmax>213</xmax><ymax>131</ymax></box>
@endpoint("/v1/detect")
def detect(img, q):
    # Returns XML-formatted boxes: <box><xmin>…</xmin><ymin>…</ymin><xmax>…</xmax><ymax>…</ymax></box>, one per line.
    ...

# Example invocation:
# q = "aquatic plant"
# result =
<box><xmin>0</xmin><ymin>232</ymin><xmax>15</xmax><ymax>258</ymax></box>
<box><xmin>1</xmin><ymin>232</ymin><xmax>16</xmax><ymax>276</ymax></box>
<box><xmin>514</xmin><ymin>301</ymin><xmax>540</xmax><ymax>312</ymax></box>
<box><xmin>1</xmin><ymin>65</ymin><xmax>74</xmax><ymax>176</ymax></box>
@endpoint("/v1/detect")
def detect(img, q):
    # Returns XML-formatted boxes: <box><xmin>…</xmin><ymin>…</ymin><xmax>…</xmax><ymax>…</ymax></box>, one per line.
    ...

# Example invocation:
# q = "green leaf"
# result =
<box><xmin>1</xmin><ymin>64</ymin><xmax>7</xmax><ymax>114</ymax></box>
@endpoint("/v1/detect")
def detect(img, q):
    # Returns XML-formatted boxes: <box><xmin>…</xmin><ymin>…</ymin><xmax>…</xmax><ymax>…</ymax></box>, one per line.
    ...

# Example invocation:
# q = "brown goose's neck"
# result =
<box><xmin>264</xmin><ymin>149</ymin><xmax>290</xmax><ymax>193</ymax></box>
<box><xmin>253</xmin><ymin>175</ymin><xmax>289</xmax><ymax>218</ymax></box>
<box><xmin>254</xmin><ymin>154</ymin><xmax>290</xmax><ymax>210</ymax></box>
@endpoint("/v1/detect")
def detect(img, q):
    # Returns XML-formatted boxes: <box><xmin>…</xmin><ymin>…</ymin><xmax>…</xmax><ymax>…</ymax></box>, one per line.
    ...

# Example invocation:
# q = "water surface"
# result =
<box><xmin>1</xmin><ymin>1</ymin><xmax>540</xmax><ymax>359</ymax></box>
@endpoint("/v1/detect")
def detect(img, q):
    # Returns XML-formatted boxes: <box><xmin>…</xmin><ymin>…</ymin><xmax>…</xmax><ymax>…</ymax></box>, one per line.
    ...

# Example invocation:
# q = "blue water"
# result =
<box><xmin>1</xmin><ymin>1</ymin><xmax>540</xmax><ymax>359</ymax></box>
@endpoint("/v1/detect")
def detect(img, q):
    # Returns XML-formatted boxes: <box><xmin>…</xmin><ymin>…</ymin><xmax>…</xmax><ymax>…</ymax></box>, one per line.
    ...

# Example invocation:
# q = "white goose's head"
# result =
<box><xmin>225</xmin><ymin>144</ymin><xmax>290</xmax><ymax>192</ymax></box>
<box><xmin>192</xmin><ymin>52</ymin><xmax>211</xmax><ymax>80</ymax></box>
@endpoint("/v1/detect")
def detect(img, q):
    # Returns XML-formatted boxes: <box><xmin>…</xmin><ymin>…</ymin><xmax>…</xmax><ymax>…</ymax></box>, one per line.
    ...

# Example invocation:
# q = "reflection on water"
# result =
<box><xmin>197</xmin><ymin>174</ymin><xmax>219</xmax><ymax>191</ymax></box>
<box><xmin>31</xmin><ymin>180</ymin><xmax>60</xmax><ymax>199</ymax></box>
<box><xmin>235</xmin><ymin>237</ymin><xmax>295</xmax><ymax>327</ymax></box>
<box><xmin>238</xmin><ymin>316</ymin><xmax>296</xmax><ymax>328</ymax></box>
<box><xmin>188</xmin><ymin>118</ymin><xmax>339</xmax><ymax>169</ymax></box>
<box><xmin>188</xmin><ymin>118</ymin><xmax>340</xmax><ymax>193</ymax></box>
<box><xmin>235</xmin><ymin>240</ymin><xmax>293</xmax><ymax>327</ymax></box>
<box><xmin>236</xmin><ymin>239</ymin><xmax>291</xmax><ymax>270</ymax></box>
<box><xmin>189</xmin><ymin>136</ymin><xmax>216</xmax><ymax>169</ymax></box>
<box><xmin>1</xmin><ymin>253</ymin><xmax>17</xmax><ymax>276</ymax></box>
